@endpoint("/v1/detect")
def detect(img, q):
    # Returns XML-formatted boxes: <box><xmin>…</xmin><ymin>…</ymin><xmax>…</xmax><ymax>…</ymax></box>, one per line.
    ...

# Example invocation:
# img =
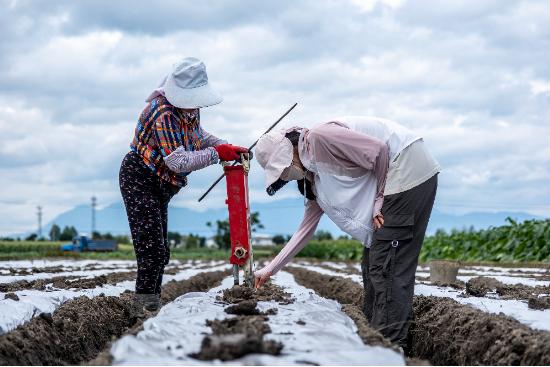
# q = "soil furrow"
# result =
<box><xmin>410</xmin><ymin>295</ymin><xmax>550</xmax><ymax>365</ymax></box>
<box><xmin>0</xmin><ymin>269</ymin><xmax>229</xmax><ymax>366</ymax></box>
<box><xmin>286</xmin><ymin>267</ymin><xmax>395</xmax><ymax>351</ymax></box>
<box><xmin>0</xmin><ymin>272</ymin><xmax>136</xmax><ymax>293</ymax></box>
<box><xmin>1</xmin><ymin>264</ymin><xmax>139</xmax><ymax>276</ymax></box>
<box><xmin>286</xmin><ymin>267</ymin><xmax>550</xmax><ymax>366</ymax></box>
<box><xmin>0</xmin><ymin>265</ymin><xmax>191</xmax><ymax>293</ymax></box>
<box><xmin>4</xmin><ymin>266</ymin><xmax>69</xmax><ymax>275</ymax></box>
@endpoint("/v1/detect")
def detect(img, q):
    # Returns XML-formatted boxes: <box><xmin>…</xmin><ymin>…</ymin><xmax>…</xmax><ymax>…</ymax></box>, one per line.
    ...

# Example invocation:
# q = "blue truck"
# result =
<box><xmin>60</xmin><ymin>235</ymin><xmax>118</xmax><ymax>252</ymax></box>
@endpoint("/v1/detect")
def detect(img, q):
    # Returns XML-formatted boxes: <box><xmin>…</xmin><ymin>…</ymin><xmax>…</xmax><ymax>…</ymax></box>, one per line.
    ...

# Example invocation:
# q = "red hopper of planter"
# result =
<box><xmin>223</xmin><ymin>154</ymin><xmax>254</xmax><ymax>286</ymax></box>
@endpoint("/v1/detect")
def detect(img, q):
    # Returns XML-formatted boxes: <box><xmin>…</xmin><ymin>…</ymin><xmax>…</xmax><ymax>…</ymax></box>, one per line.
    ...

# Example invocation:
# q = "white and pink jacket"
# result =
<box><xmin>256</xmin><ymin>117</ymin><xmax>422</xmax><ymax>278</ymax></box>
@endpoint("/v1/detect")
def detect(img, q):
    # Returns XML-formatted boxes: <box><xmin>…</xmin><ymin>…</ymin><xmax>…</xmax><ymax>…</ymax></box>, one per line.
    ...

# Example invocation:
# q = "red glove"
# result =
<box><xmin>214</xmin><ymin>144</ymin><xmax>248</xmax><ymax>161</ymax></box>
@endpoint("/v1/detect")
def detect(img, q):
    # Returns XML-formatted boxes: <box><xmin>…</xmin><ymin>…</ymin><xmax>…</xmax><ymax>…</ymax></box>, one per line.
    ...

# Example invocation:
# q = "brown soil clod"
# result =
<box><xmin>219</xmin><ymin>283</ymin><xmax>294</xmax><ymax>305</ymax></box>
<box><xmin>199</xmin><ymin>317</ymin><xmax>281</xmax><ymax>360</ymax></box>
<box><xmin>7</xmin><ymin>267</ymin><xmax>32</xmax><ymax>275</ymax></box>
<box><xmin>190</xmin><ymin>332</ymin><xmax>282</xmax><ymax>361</ymax></box>
<box><xmin>466</xmin><ymin>276</ymin><xmax>550</xmax><ymax>301</ymax></box>
<box><xmin>465</xmin><ymin>276</ymin><xmax>502</xmax><ymax>296</ymax></box>
<box><xmin>264</xmin><ymin>308</ymin><xmax>278</xmax><ymax>315</ymax></box>
<box><xmin>497</xmin><ymin>283</ymin><xmax>550</xmax><ymax>300</ymax></box>
<box><xmin>192</xmin><ymin>283</ymin><xmax>291</xmax><ymax>361</ymax></box>
<box><xmin>3</xmin><ymin>292</ymin><xmax>19</xmax><ymax>301</ymax></box>
<box><xmin>38</xmin><ymin>312</ymin><xmax>53</xmax><ymax>324</ymax></box>
<box><xmin>224</xmin><ymin>300</ymin><xmax>261</xmax><ymax>315</ymax></box>
<box><xmin>207</xmin><ymin>316</ymin><xmax>271</xmax><ymax>336</ymax></box>
<box><xmin>219</xmin><ymin>284</ymin><xmax>254</xmax><ymax>303</ymax></box>
<box><xmin>528</xmin><ymin>296</ymin><xmax>550</xmax><ymax>310</ymax></box>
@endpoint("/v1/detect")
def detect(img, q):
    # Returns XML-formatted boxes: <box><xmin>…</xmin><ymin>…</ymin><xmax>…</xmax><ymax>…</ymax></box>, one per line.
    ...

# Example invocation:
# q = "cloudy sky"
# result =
<box><xmin>1</xmin><ymin>0</ymin><xmax>549</xmax><ymax>235</ymax></box>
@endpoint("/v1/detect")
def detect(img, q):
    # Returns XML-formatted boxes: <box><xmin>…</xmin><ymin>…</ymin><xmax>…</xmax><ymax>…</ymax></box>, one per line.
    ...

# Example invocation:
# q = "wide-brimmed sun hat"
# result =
<box><xmin>255</xmin><ymin>129</ymin><xmax>294</xmax><ymax>193</ymax></box>
<box><xmin>162</xmin><ymin>57</ymin><xmax>223</xmax><ymax>109</ymax></box>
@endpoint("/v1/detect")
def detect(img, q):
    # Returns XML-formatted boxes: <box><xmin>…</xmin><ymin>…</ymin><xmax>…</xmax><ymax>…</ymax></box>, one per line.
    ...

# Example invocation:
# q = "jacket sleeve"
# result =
<box><xmin>163</xmin><ymin>146</ymin><xmax>219</xmax><ymax>173</ymax></box>
<box><xmin>310</xmin><ymin>123</ymin><xmax>389</xmax><ymax>217</ymax></box>
<box><xmin>200</xmin><ymin>126</ymin><xmax>228</xmax><ymax>147</ymax></box>
<box><xmin>255</xmin><ymin>200</ymin><xmax>324</xmax><ymax>277</ymax></box>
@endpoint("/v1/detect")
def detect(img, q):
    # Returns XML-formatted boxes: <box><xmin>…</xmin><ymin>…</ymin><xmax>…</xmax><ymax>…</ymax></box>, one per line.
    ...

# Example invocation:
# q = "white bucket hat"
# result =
<box><xmin>156</xmin><ymin>57</ymin><xmax>223</xmax><ymax>109</ymax></box>
<box><xmin>255</xmin><ymin>129</ymin><xmax>294</xmax><ymax>191</ymax></box>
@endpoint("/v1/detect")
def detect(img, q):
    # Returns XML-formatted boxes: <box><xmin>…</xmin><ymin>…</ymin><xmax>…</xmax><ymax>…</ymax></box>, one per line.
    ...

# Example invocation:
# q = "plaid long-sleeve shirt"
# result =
<box><xmin>130</xmin><ymin>95</ymin><xmax>221</xmax><ymax>187</ymax></box>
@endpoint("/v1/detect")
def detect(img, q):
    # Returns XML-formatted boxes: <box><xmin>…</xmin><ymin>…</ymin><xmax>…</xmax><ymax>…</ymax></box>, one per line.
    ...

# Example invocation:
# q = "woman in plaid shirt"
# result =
<box><xmin>119</xmin><ymin>58</ymin><xmax>247</xmax><ymax>314</ymax></box>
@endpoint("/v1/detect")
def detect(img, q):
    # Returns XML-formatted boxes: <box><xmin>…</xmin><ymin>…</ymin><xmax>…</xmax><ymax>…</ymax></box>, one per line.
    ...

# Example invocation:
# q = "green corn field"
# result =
<box><xmin>290</xmin><ymin>218</ymin><xmax>550</xmax><ymax>263</ymax></box>
<box><xmin>419</xmin><ymin>218</ymin><xmax>550</xmax><ymax>262</ymax></box>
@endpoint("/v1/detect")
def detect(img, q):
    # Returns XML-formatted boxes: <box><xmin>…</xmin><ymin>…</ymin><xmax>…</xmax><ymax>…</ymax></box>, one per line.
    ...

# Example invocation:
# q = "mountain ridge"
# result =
<box><xmin>31</xmin><ymin>198</ymin><xmax>543</xmax><ymax>239</ymax></box>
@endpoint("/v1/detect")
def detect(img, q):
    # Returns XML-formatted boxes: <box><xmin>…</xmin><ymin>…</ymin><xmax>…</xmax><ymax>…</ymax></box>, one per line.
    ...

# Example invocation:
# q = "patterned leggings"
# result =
<box><xmin>119</xmin><ymin>151</ymin><xmax>180</xmax><ymax>294</ymax></box>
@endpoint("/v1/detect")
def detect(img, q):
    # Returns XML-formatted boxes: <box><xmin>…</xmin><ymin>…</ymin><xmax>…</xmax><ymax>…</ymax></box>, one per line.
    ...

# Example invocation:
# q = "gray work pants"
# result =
<box><xmin>361</xmin><ymin>174</ymin><xmax>438</xmax><ymax>348</ymax></box>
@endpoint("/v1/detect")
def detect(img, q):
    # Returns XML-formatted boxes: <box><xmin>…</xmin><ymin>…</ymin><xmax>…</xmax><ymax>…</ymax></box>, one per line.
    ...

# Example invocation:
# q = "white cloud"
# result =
<box><xmin>530</xmin><ymin>80</ymin><xmax>550</xmax><ymax>95</ymax></box>
<box><xmin>350</xmin><ymin>0</ymin><xmax>406</xmax><ymax>13</ymax></box>
<box><xmin>1</xmin><ymin>0</ymin><xmax>549</xmax><ymax>235</ymax></box>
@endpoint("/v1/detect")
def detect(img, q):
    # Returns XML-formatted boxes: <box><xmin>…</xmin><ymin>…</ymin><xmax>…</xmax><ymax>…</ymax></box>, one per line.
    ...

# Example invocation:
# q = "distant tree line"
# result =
<box><xmin>49</xmin><ymin>224</ymin><xmax>78</xmax><ymax>241</ymax></box>
<box><xmin>2</xmin><ymin>211</ymin><xmax>341</xmax><ymax>249</ymax></box>
<box><xmin>0</xmin><ymin>225</ymin><xmax>78</xmax><ymax>242</ymax></box>
<box><xmin>91</xmin><ymin>230</ymin><xmax>206</xmax><ymax>249</ymax></box>
<box><xmin>271</xmin><ymin>230</ymin><xmax>346</xmax><ymax>245</ymax></box>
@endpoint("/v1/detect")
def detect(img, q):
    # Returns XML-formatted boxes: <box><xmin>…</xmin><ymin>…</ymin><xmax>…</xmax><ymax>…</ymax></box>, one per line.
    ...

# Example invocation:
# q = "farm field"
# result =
<box><xmin>0</xmin><ymin>259</ymin><xmax>549</xmax><ymax>365</ymax></box>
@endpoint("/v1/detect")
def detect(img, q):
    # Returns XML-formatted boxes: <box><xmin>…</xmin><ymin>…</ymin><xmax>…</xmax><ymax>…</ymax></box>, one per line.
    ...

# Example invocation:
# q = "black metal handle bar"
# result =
<box><xmin>197</xmin><ymin>103</ymin><xmax>298</xmax><ymax>202</ymax></box>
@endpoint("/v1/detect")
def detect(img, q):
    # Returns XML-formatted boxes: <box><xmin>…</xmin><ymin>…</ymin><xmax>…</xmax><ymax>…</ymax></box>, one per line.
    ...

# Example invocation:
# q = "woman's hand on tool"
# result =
<box><xmin>254</xmin><ymin>268</ymin><xmax>272</xmax><ymax>289</ymax></box>
<box><xmin>214</xmin><ymin>144</ymin><xmax>249</xmax><ymax>161</ymax></box>
<box><xmin>373</xmin><ymin>213</ymin><xmax>384</xmax><ymax>229</ymax></box>
<box><xmin>235</xmin><ymin>150</ymin><xmax>253</xmax><ymax>162</ymax></box>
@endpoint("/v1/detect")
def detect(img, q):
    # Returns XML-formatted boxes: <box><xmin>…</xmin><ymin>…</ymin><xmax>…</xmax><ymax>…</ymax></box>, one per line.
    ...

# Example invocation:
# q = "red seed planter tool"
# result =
<box><xmin>223</xmin><ymin>153</ymin><xmax>254</xmax><ymax>286</ymax></box>
<box><xmin>197</xmin><ymin>103</ymin><xmax>298</xmax><ymax>286</ymax></box>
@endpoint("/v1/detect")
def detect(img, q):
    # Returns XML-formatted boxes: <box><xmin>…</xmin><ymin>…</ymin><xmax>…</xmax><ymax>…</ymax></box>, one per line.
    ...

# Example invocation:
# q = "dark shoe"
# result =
<box><xmin>133</xmin><ymin>293</ymin><xmax>160</xmax><ymax>316</ymax></box>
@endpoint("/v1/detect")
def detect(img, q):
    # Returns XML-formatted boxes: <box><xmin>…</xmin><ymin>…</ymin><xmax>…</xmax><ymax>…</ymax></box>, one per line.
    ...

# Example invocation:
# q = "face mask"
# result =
<box><xmin>280</xmin><ymin>164</ymin><xmax>305</xmax><ymax>181</ymax></box>
<box><xmin>180</xmin><ymin>108</ymin><xmax>199</xmax><ymax>123</ymax></box>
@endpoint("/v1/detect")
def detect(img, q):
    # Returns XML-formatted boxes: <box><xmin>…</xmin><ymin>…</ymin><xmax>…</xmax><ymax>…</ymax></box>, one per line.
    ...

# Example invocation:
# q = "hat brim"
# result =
<box><xmin>164</xmin><ymin>75</ymin><xmax>223</xmax><ymax>109</ymax></box>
